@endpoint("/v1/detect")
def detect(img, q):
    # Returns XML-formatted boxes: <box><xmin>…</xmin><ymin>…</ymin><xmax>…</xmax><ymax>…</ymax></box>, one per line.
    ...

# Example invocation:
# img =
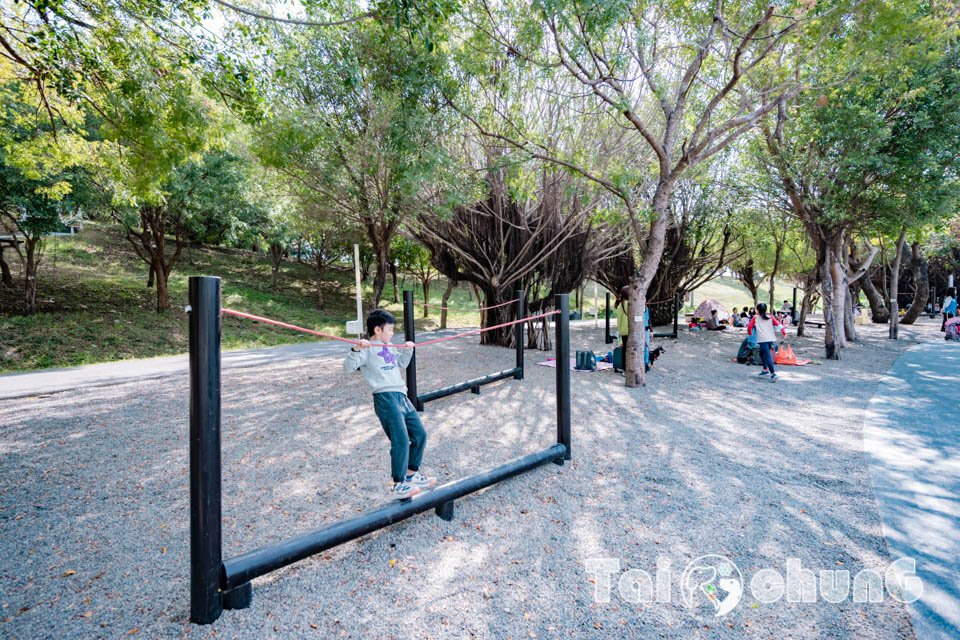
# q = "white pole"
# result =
<box><xmin>354</xmin><ymin>243</ymin><xmax>363</xmax><ymax>337</ymax></box>
<box><xmin>950</xmin><ymin>274</ymin><xmax>955</xmax><ymax>288</ymax></box>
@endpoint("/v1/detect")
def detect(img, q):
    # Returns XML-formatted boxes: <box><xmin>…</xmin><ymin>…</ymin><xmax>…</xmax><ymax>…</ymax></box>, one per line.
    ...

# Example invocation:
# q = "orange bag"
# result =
<box><xmin>775</xmin><ymin>344</ymin><xmax>798</xmax><ymax>365</ymax></box>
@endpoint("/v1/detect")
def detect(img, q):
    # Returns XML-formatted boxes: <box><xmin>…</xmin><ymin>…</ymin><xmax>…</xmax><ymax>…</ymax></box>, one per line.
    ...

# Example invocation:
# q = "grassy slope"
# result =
<box><xmin>0</xmin><ymin>222</ymin><xmax>484</xmax><ymax>373</ymax></box>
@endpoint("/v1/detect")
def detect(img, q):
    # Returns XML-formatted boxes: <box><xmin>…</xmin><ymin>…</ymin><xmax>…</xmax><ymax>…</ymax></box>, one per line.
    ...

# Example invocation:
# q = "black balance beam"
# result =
<box><xmin>652</xmin><ymin>293</ymin><xmax>681</xmax><ymax>339</ymax></box>
<box><xmin>405</xmin><ymin>289</ymin><xmax>525</xmax><ymax>411</ymax></box>
<box><xmin>221</xmin><ymin>442</ymin><xmax>566</xmax><ymax>590</ymax></box>
<box><xmin>417</xmin><ymin>366</ymin><xmax>522</xmax><ymax>404</ymax></box>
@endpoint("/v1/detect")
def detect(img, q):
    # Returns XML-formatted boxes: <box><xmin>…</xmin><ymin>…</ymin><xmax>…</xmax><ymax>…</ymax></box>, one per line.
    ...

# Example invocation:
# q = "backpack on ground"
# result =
<box><xmin>736</xmin><ymin>338</ymin><xmax>761</xmax><ymax>365</ymax></box>
<box><xmin>575</xmin><ymin>350</ymin><xmax>597</xmax><ymax>370</ymax></box>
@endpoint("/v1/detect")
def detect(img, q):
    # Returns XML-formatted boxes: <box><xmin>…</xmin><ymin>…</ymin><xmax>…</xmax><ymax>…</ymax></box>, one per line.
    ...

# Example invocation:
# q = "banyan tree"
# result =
<box><xmin>598</xmin><ymin>190</ymin><xmax>738</xmax><ymax>327</ymax></box>
<box><xmin>416</xmin><ymin>166</ymin><xmax>621</xmax><ymax>348</ymax></box>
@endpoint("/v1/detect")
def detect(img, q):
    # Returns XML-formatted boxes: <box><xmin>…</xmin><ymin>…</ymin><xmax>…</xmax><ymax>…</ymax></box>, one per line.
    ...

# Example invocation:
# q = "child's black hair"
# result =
<box><xmin>366</xmin><ymin>308</ymin><xmax>396</xmax><ymax>337</ymax></box>
<box><xmin>757</xmin><ymin>302</ymin><xmax>769</xmax><ymax>321</ymax></box>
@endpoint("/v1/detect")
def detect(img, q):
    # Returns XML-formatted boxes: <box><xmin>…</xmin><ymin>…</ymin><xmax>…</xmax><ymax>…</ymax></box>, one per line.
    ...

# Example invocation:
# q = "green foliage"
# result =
<box><xmin>169</xmin><ymin>153</ymin><xmax>270</xmax><ymax>246</ymax></box>
<box><xmin>0</xmin><ymin>64</ymin><xmax>103</xmax><ymax>236</ymax></box>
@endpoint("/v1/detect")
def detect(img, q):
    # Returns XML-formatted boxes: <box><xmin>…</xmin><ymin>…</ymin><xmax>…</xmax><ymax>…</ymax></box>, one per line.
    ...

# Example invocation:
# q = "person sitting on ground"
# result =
<box><xmin>780</xmin><ymin>300</ymin><xmax>792</xmax><ymax>314</ymax></box>
<box><xmin>731</xmin><ymin>307</ymin><xmax>745</xmax><ymax>327</ymax></box>
<box><xmin>344</xmin><ymin>309</ymin><xmax>437</xmax><ymax>500</ymax></box>
<box><xmin>740</xmin><ymin>308</ymin><xmax>749</xmax><ymax>320</ymax></box>
<box><xmin>705</xmin><ymin>309</ymin><xmax>727</xmax><ymax>330</ymax></box>
<box><xmin>748</xmin><ymin>307</ymin><xmax>757</xmax><ymax>318</ymax></box>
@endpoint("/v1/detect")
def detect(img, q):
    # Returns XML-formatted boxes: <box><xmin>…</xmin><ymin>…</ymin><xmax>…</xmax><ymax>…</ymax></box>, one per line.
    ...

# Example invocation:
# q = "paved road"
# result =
<box><xmin>864</xmin><ymin>341</ymin><xmax>960</xmax><ymax>640</ymax></box>
<box><xmin>0</xmin><ymin>329</ymin><xmax>464</xmax><ymax>400</ymax></box>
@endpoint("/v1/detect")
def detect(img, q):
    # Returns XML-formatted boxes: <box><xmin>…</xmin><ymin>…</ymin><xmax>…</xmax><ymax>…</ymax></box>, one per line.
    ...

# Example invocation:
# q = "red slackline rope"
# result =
<box><xmin>221</xmin><ymin>308</ymin><xmax>560</xmax><ymax>349</ymax></box>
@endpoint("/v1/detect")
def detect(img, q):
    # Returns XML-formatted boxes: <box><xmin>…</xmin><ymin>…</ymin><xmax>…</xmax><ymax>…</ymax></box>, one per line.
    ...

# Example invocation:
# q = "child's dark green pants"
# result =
<box><xmin>373</xmin><ymin>391</ymin><xmax>427</xmax><ymax>483</ymax></box>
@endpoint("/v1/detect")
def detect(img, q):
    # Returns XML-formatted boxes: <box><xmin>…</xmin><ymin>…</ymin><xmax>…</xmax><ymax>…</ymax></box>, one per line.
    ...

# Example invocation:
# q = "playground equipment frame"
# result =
<box><xmin>187</xmin><ymin>276</ymin><xmax>571</xmax><ymax>624</ymax></box>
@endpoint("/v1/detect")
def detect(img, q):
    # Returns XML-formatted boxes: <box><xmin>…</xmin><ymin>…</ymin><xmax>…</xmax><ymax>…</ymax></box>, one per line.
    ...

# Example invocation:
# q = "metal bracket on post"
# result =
<box><xmin>189</xmin><ymin>276</ymin><xmax>225</xmax><ymax>625</ymax></box>
<box><xmin>222</xmin><ymin>582</ymin><xmax>252</xmax><ymax>610</ymax></box>
<box><xmin>514</xmin><ymin>289</ymin><xmax>525</xmax><ymax>380</ymax></box>
<box><xmin>435</xmin><ymin>500</ymin><xmax>455</xmax><ymax>521</ymax></box>
<box><xmin>555</xmin><ymin>293</ymin><xmax>571</xmax><ymax>462</ymax></box>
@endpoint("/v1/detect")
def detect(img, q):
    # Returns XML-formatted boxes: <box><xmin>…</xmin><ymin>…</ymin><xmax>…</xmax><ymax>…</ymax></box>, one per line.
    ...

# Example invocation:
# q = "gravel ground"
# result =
<box><xmin>0</xmin><ymin>316</ymin><xmax>944</xmax><ymax>639</ymax></box>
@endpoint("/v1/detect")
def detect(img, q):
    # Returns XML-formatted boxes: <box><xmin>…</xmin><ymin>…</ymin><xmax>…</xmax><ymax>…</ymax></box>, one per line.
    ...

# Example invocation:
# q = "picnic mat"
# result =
<box><xmin>728</xmin><ymin>358</ymin><xmax>811</xmax><ymax>366</ymax></box>
<box><xmin>536</xmin><ymin>357</ymin><xmax>614</xmax><ymax>371</ymax></box>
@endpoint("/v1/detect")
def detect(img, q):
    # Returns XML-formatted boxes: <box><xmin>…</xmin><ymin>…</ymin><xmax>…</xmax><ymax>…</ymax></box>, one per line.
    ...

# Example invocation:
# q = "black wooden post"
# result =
<box><xmin>605</xmin><ymin>292</ymin><xmax>613</xmax><ymax>344</ymax></box>
<box><xmin>555</xmin><ymin>294</ymin><xmax>571</xmax><ymax>460</ymax></box>
<box><xmin>673</xmin><ymin>292</ymin><xmax>680</xmax><ymax>338</ymax></box>
<box><xmin>514</xmin><ymin>289</ymin><xmax>525</xmax><ymax>380</ymax></box>
<box><xmin>792</xmin><ymin>287</ymin><xmax>798</xmax><ymax>322</ymax></box>
<box><xmin>403</xmin><ymin>290</ymin><xmax>422</xmax><ymax>411</ymax></box>
<box><xmin>189</xmin><ymin>276</ymin><xmax>224</xmax><ymax>624</ymax></box>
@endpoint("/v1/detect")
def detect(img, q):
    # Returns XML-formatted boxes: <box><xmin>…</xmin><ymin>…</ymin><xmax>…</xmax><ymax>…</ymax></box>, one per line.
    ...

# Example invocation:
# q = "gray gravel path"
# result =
<box><xmin>0</xmin><ymin>317</ymin><xmax>943</xmax><ymax>639</ymax></box>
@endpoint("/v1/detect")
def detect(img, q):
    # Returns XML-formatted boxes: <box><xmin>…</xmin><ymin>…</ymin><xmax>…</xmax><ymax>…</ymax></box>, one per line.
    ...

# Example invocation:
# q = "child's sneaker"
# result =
<box><xmin>757</xmin><ymin>369</ymin><xmax>769</xmax><ymax>376</ymax></box>
<box><xmin>770</xmin><ymin>373</ymin><xmax>778</xmax><ymax>383</ymax></box>
<box><xmin>390</xmin><ymin>481</ymin><xmax>420</xmax><ymax>501</ymax></box>
<box><xmin>405</xmin><ymin>471</ymin><xmax>437</xmax><ymax>490</ymax></box>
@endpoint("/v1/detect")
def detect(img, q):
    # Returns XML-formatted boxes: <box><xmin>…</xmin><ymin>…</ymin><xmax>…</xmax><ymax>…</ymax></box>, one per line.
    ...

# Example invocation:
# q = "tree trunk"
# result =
<box><xmin>900</xmin><ymin>242</ymin><xmax>928</xmax><ymax>325</ymax></box>
<box><xmin>315</xmin><ymin>264</ymin><xmax>326</xmax><ymax>310</ymax></box>
<box><xmin>889</xmin><ymin>227</ymin><xmax>908</xmax><ymax>339</ymax></box>
<box><xmin>370</xmin><ymin>244</ymin><xmax>390</xmax><ymax>310</ymax></box>
<box><xmin>422</xmin><ymin>279</ymin><xmax>430</xmax><ymax>318</ymax></box>
<box><xmin>147</xmin><ymin>263</ymin><xmax>155</xmax><ymax>288</ymax></box>
<box><xmin>844</xmin><ymin>285</ymin><xmax>857</xmax><ymax>342</ymax></box>
<box><xmin>735</xmin><ymin>259</ymin><xmax>761</xmax><ymax>308</ymax></box>
<box><xmin>479</xmin><ymin>284</ymin><xmax>520</xmax><ymax>347</ymax></box>
<box><xmin>860</xmin><ymin>272</ymin><xmax>889</xmax><ymax>323</ymax></box>
<box><xmin>23</xmin><ymin>236</ymin><xmax>41</xmax><ymax>314</ymax></box>
<box><xmin>0</xmin><ymin>244</ymin><xmax>12</xmax><ymax>286</ymax></box>
<box><xmin>768</xmin><ymin>243</ymin><xmax>782</xmax><ymax>309</ymax></box>
<box><xmin>154</xmin><ymin>259</ymin><xmax>170</xmax><ymax>312</ymax></box>
<box><xmin>625</xmin><ymin>182</ymin><xmax>674</xmax><ymax>388</ymax></box>
<box><xmin>270</xmin><ymin>242</ymin><xmax>284</xmax><ymax>290</ymax></box>
<box><xmin>440</xmin><ymin>278</ymin><xmax>454</xmax><ymax>329</ymax></box>
<box><xmin>797</xmin><ymin>289</ymin><xmax>812</xmax><ymax>336</ymax></box>
<box><xmin>820</xmin><ymin>242</ymin><xmax>841</xmax><ymax>360</ymax></box>
<box><xmin>829</xmin><ymin>235</ymin><xmax>849</xmax><ymax>349</ymax></box>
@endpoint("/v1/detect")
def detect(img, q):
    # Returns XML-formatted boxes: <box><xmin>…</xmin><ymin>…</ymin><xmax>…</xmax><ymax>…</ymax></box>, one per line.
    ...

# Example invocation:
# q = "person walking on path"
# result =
<box><xmin>941</xmin><ymin>287</ymin><xmax>957</xmax><ymax>332</ymax></box>
<box><xmin>344</xmin><ymin>309</ymin><xmax>437</xmax><ymax>500</ymax></box>
<box><xmin>746</xmin><ymin>302</ymin><xmax>787</xmax><ymax>383</ymax></box>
